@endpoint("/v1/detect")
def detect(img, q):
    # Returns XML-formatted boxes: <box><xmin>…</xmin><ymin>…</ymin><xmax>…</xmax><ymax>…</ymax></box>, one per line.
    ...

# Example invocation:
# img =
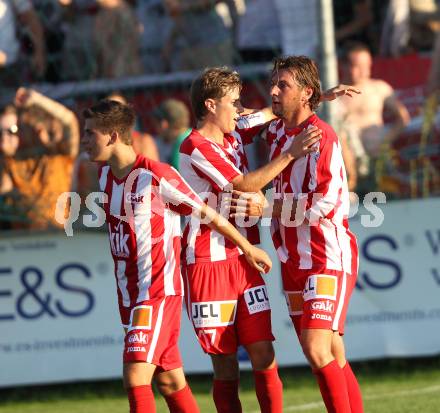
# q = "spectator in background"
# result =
<box><xmin>152</xmin><ymin>99</ymin><xmax>191</xmax><ymax>170</ymax></box>
<box><xmin>94</xmin><ymin>0</ymin><xmax>142</xmax><ymax>78</ymax></box>
<box><xmin>237</xmin><ymin>0</ymin><xmax>281</xmax><ymax>62</ymax></box>
<box><xmin>0</xmin><ymin>88</ymin><xmax>79</xmax><ymax>230</ymax></box>
<box><xmin>333</xmin><ymin>0</ymin><xmax>375</xmax><ymax>51</ymax></box>
<box><xmin>60</xmin><ymin>0</ymin><xmax>98</xmax><ymax>81</ymax></box>
<box><xmin>33</xmin><ymin>0</ymin><xmax>65</xmax><ymax>82</ymax></box>
<box><xmin>409</xmin><ymin>0</ymin><xmax>440</xmax><ymax>53</ymax></box>
<box><xmin>380</xmin><ymin>0</ymin><xmax>440</xmax><ymax>57</ymax></box>
<box><xmin>136</xmin><ymin>0</ymin><xmax>173</xmax><ymax>73</ymax></box>
<box><xmin>0</xmin><ymin>0</ymin><xmax>46</xmax><ymax>87</ymax></box>
<box><xmin>162</xmin><ymin>0</ymin><xmax>235</xmax><ymax>71</ymax></box>
<box><xmin>380</xmin><ymin>0</ymin><xmax>411</xmax><ymax>57</ymax></box>
<box><xmin>339</xmin><ymin>42</ymin><xmax>410</xmax><ymax>192</ymax></box>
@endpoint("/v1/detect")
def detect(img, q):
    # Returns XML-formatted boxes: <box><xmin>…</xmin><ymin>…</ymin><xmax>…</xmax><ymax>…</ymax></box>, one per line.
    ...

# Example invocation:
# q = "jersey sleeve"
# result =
<box><xmin>263</xmin><ymin>120</ymin><xmax>280</xmax><ymax>145</ymax></box>
<box><xmin>235</xmin><ymin>111</ymin><xmax>268</xmax><ymax>145</ymax></box>
<box><xmin>158</xmin><ymin>165</ymin><xmax>203</xmax><ymax>216</ymax></box>
<box><xmin>299</xmin><ymin>129</ymin><xmax>345</xmax><ymax>222</ymax></box>
<box><xmin>188</xmin><ymin>141</ymin><xmax>242</xmax><ymax>192</ymax></box>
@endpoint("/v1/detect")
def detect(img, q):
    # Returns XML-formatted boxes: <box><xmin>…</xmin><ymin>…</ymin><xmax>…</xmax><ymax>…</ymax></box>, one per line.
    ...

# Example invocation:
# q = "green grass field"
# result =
<box><xmin>1</xmin><ymin>357</ymin><xmax>439</xmax><ymax>413</ymax></box>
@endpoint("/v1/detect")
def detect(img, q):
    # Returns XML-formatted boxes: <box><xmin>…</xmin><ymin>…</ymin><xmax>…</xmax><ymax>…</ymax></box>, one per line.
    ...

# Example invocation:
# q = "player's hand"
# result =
<box><xmin>244</xmin><ymin>245</ymin><xmax>272</xmax><ymax>274</ymax></box>
<box><xmin>225</xmin><ymin>190</ymin><xmax>268</xmax><ymax>219</ymax></box>
<box><xmin>287</xmin><ymin>125</ymin><xmax>322</xmax><ymax>159</ymax></box>
<box><xmin>321</xmin><ymin>84</ymin><xmax>361</xmax><ymax>101</ymax></box>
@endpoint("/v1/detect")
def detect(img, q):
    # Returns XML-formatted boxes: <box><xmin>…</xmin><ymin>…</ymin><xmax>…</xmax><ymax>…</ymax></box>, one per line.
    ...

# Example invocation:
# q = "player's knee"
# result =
<box><xmin>123</xmin><ymin>362</ymin><xmax>146</xmax><ymax>389</ymax></box>
<box><xmin>300</xmin><ymin>339</ymin><xmax>332</xmax><ymax>369</ymax></box>
<box><xmin>211</xmin><ymin>353</ymin><xmax>239</xmax><ymax>380</ymax></box>
<box><xmin>155</xmin><ymin>379</ymin><xmax>182</xmax><ymax>396</ymax></box>
<box><xmin>245</xmin><ymin>341</ymin><xmax>276</xmax><ymax>371</ymax></box>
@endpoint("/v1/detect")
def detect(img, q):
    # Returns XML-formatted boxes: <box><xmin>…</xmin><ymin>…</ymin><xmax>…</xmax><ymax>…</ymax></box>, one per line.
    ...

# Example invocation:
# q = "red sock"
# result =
<box><xmin>313</xmin><ymin>360</ymin><xmax>351</xmax><ymax>413</ymax></box>
<box><xmin>164</xmin><ymin>384</ymin><xmax>200</xmax><ymax>413</ymax></box>
<box><xmin>253</xmin><ymin>365</ymin><xmax>283</xmax><ymax>413</ymax></box>
<box><xmin>212</xmin><ymin>379</ymin><xmax>242</xmax><ymax>413</ymax></box>
<box><xmin>127</xmin><ymin>385</ymin><xmax>156</xmax><ymax>413</ymax></box>
<box><xmin>343</xmin><ymin>363</ymin><xmax>364</xmax><ymax>413</ymax></box>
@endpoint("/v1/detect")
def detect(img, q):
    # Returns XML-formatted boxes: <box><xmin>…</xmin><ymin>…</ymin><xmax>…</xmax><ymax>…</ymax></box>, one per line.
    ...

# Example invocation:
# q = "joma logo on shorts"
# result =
<box><xmin>311</xmin><ymin>300</ymin><xmax>334</xmax><ymax>313</ymax></box>
<box><xmin>311</xmin><ymin>313</ymin><xmax>332</xmax><ymax>321</ymax></box>
<box><xmin>128</xmin><ymin>331</ymin><xmax>148</xmax><ymax>345</ymax></box>
<box><xmin>127</xmin><ymin>346</ymin><xmax>146</xmax><ymax>352</ymax></box>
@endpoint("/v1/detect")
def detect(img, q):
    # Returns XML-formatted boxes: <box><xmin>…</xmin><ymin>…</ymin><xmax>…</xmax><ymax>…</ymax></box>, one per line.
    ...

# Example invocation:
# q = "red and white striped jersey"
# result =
<box><xmin>98</xmin><ymin>155</ymin><xmax>203</xmax><ymax>307</ymax></box>
<box><xmin>179</xmin><ymin>113</ymin><xmax>266</xmax><ymax>264</ymax></box>
<box><xmin>265</xmin><ymin>114</ymin><xmax>358</xmax><ymax>275</ymax></box>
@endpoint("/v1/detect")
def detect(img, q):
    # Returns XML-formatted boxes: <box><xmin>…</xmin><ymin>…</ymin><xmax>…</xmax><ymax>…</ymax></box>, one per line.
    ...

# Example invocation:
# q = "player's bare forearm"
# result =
<box><xmin>199</xmin><ymin>204</ymin><xmax>253</xmax><ymax>253</ymax></box>
<box><xmin>231</xmin><ymin>152</ymin><xmax>294</xmax><ymax>192</ymax></box>
<box><xmin>196</xmin><ymin>204</ymin><xmax>272</xmax><ymax>273</ymax></box>
<box><xmin>231</xmin><ymin>126</ymin><xmax>321</xmax><ymax>192</ymax></box>
<box><xmin>229</xmin><ymin>193</ymin><xmax>299</xmax><ymax>221</ymax></box>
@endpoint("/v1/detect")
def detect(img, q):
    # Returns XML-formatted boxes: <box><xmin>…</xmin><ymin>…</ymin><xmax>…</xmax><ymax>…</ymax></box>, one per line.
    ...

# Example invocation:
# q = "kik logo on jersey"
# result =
<box><xmin>303</xmin><ymin>274</ymin><xmax>337</xmax><ymax>302</ymax></box>
<box><xmin>191</xmin><ymin>300</ymin><xmax>237</xmax><ymax>328</ymax></box>
<box><xmin>244</xmin><ymin>286</ymin><xmax>270</xmax><ymax>314</ymax></box>
<box><xmin>110</xmin><ymin>221</ymin><xmax>130</xmax><ymax>258</ymax></box>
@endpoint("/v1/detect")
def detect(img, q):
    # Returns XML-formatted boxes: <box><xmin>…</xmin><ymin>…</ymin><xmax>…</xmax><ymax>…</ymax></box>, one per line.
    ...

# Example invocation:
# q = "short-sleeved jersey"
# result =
<box><xmin>179</xmin><ymin>113</ymin><xmax>266</xmax><ymax>264</ymax></box>
<box><xmin>98</xmin><ymin>155</ymin><xmax>203</xmax><ymax>306</ymax></box>
<box><xmin>265</xmin><ymin>114</ymin><xmax>358</xmax><ymax>275</ymax></box>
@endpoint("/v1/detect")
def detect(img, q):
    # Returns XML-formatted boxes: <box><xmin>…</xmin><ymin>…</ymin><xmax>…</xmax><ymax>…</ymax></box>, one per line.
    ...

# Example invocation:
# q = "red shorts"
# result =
<box><xmin>122</xmin><ymin>295</ymin><xmax>182</xmax><ymax>371</ymax></box>
<box><xmin>281</xmin><ymin>260</ymin><xmax>357</xmax><ymax>336</ymax></box>
<box><xmin>183</xmin><ymin>255</ymin><xmax>274</xmax><ymax>354</ymax></box>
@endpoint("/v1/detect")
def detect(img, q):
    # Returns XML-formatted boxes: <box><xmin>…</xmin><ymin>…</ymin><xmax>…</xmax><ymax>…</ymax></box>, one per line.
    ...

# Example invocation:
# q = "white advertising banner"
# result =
<box><xmin>1</xmin><ymin>198</ymin><xmax>439</xmax><ymax>386</ymax></box>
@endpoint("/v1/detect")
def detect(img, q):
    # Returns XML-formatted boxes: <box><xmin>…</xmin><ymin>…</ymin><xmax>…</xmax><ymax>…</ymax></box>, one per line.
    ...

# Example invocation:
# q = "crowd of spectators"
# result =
<box><xmin>1</xmin><ymin>0</ymin><xmax>436</xmax><ymax>85</ymax></box>
<box><xmin>0</xmin><ymin>87</ymin><xmax>189</xmax><ymax>230</ymax></box>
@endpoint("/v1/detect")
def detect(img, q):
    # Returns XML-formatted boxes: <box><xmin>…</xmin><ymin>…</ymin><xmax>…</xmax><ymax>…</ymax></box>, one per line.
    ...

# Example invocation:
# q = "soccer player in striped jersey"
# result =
<box><xmin>179</xmin><ymin>67</ymin><xmax>324</xmax><ymax>413</ymax></box>
<box><xmin>81</xmin><ymin>99</ymin><xmax>272</xmax><ymax>413</ymax></box>
<box><xmin>251</xmin><ymin>56</ymin><xmax>363</xmax><ymax>413</ymax></box>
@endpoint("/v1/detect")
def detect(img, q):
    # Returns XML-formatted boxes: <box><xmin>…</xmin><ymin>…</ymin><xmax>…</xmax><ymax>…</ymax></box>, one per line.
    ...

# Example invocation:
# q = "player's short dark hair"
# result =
<box><xmin>271</xmin><ymin>55</ymin><xmax>322</xmax><ymax>112</ymax></box>
<box><xmin>342</xmin><ymin>41</ymin><xmax>371</xmax><ymax>62</ymax></box>
<box><xmin>190</xmin><ymin>67</ymin><xmax>242</xmax><ymax>121</ymax></box>
<box><xmin>83</xmin><ymin>99</ymin><xmax>136</xmax><ymax>145</ymax></box>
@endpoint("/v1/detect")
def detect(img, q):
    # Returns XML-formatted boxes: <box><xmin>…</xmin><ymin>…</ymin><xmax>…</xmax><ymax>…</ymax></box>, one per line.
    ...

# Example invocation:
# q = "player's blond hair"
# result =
<box><xmin>272</xmin><ymin>56</ymin><xmax>322</xmax><ymax>111</ymax></box>
<box><xmin>191</xmin><ymin>67</ymin><xmax>242</xmax><ymax>121</ymax></box>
